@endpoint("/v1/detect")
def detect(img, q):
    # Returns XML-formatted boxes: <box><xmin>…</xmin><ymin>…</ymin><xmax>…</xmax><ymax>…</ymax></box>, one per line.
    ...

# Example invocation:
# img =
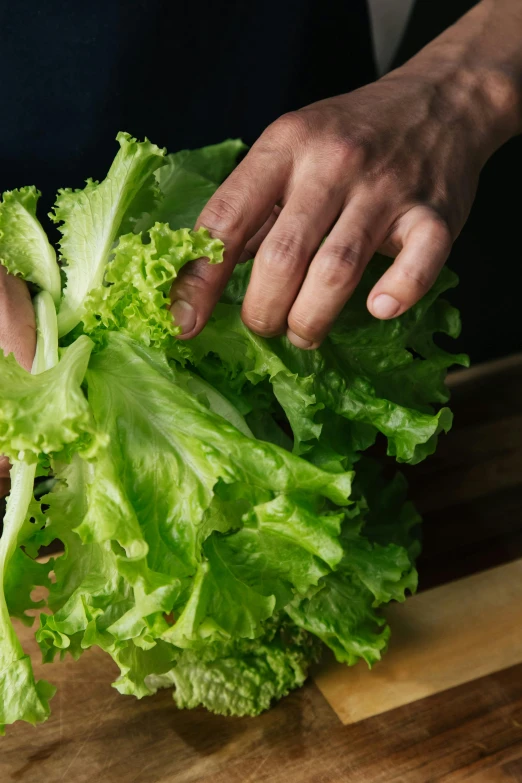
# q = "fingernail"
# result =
<box><xmin>371</xmin><ymin>294</ymin><xmax>401</xmax><ymax>319</ymax></box>
<box><xmin>287</xmin><ymin>330</ymin><xmax>317</xmax><ymax>350</ymax></box>
<box><xmin>170</xmin><ymin>300</ymin><xmax>196</xmax><ymax>334</ymax></box>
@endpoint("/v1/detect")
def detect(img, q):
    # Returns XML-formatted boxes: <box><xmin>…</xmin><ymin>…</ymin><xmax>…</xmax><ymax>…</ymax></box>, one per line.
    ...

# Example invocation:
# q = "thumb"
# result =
<box><xmin>0</xmin><ymin>266</ymin><xmax>36</xmax><ymax>497</ymax></box>
<box><xmin>0</xmin><ymin>266</ymin><xmax>36</xmax><ymax>370</ymax></box>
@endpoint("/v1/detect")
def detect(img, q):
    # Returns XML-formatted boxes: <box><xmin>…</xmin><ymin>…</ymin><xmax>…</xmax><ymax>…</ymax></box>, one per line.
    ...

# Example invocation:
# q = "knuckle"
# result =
<box><xmin>399</xmin><ymin>264</ymin><xmax>434</xmax><ymax>291</ymax></box>
<box><xmin>287</xmin><ymin>312</ymin><xmax>322</xmax><ymax>342</ymax></box>
<box><xmin>267</xmin><ymin>111</ymin><xmax>310</xmax><ymax>148</ymax></box>
<box><xmin>259</xmin><ymin>232</ymin><xmax>304</xmax><ymax>274</ymax></box>
<box><xmin>306</xmin><ymin>135</ymin><xmax>368</xmax><ymax>176</ymax></box>
<box><xmin>328</xmin><ymin>135</ymin><xmax>365</xmax><ymax>168</ymax></box>
<box><xmin>199</xmin><ymin>193</ymin><xmax>245</xmax><ymax>238</ymax></box>
<box><xmin>172</xmin><ymin>268</ymin><xmax>210</xmax><ymax>299</ymax></box>
<box><xmin>315</xmin><ymin>236</ymin><xmax>369</xmax><ymax>288</ymax></box>
<box><xmin>413</xmin><ymin>206</ymin><xmax>453</xmax><ymax>249</ymax></box>
<box><xmin>241</xmin><ymin>308</ymin><xmax>284</xmax><ymax>338</ymax></box>
<box><xmin>314</xmin><ymin>261</ymin><xmax>352</xmax><ymax>291</ymax></box>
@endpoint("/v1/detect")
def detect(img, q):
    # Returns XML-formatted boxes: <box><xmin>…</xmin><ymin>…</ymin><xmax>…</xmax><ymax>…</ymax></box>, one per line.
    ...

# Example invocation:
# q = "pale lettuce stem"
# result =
<box><xmin>32</xmin><ymin>292</ymin><xmax>59</xmax><ymax>371</ymax></box>
<box><xmin>0</xmin><ymin>462</ymin><xmax>37</xmax><ymax>665</ymax></box>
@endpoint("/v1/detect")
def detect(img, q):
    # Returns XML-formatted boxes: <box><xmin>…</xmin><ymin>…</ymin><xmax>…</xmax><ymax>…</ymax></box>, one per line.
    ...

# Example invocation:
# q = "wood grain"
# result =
<box><xmin>2</xmin><ymin>354</ymin><xmax>522</xmax><ymax>782</ymax></box>
<box><xmin>3</xmin><ymin>626</ymin><xmax>522</xmax><ymax>783</ymax></box>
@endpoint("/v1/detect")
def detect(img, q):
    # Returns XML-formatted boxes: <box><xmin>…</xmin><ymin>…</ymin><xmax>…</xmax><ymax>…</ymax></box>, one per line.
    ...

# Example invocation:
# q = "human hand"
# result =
<box><xmin>0</xmin><ymin>266</ymin><xmax>36</xmax><ymax>496</ymax></box>
<box><xmin>170</xmin><ymin>5</ymin><xmax>520</xmax><ymax>349</ymax></box>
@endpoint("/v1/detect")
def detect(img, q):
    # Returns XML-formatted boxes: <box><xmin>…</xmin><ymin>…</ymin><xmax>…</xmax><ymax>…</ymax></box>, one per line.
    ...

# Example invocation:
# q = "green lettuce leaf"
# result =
<box><xmin>188</xmin><ymin>304</ymin><xmax>324</xmax><ymax>454</ymax></box>
<box><xmin>164</xmin><ymin>497</ymin><xmax>344</xmax><ymax>647</ymax></box>
<box><xmin>0</xmin><ymin>462</ymin><xmax>56</xmax><ymax>734</ymax></box>
<box><xmin>287</xmin><ymin>465</ymin><xmax>418</xmax><ymax>667</ymax></box>
<box><xmin>36</xmin><ymin>451</ymin><xmax>181</xmax><ymax>660</ymax></box>
<box><xmin>54</xmin><ymin>132</ymin><xmax>166</xmax><ymax>337</ymax></box>
<box><xmin>0</xmin><ymin>334</ymin><xmax>98</xmax><ymax>463</ymax></box>
<box><xmin>287</xmin><ymin>571</ymin><xmax>390</xmax><ymax>667</ymax></box>
<box><xmin>165</xmin><ymin>535</ymin><xmax>277</xmax><ymax>646</ymax></box>
<box><xmin>108</xmin><ymin>617</ymin><xmax>319</xmax><ymax>717</ymax></box>
<box><xmin>164</xmin><ymin>499</ymin><xmax>333</xmax><ymax>646</ymax></box>
<box><xmin>111</xmin><ymin>639</ymin><xmax>178</xmax><ymax>699</ymax></box>
<box><xmin>188</xmin><ymin>258</ymin><xmax>468</xmax><ymax>464</ymax></box>
<box><xmin>4</xmin><ymin>548</ymin><xmax>52</xmax><ymax>627</ymax></box>
<box><xmin>168</xmin><ymin>619</ymin><xmax>320</xmax><ymax>716</ymax></box>
<box><xmin>173</xmin><ymin>368</ymin><xmax>253</xmax><ymax>438</ymax></box>
<box><xmin>0</xmin><ymin>187</ymin><xmax>61</xmax><ymax>304</ymax></box>
<box><xmin>84</xmin><ymin>334</ymin><xmax>352</xmax><ymax>572</ymax></box>
<box><xmin>135</xmin><ymin>139</ymin><xmax>246</xmax><ymax>232</ymax></box>
<box><xmin>37</xmin><ymin>332</ymin><xmax>352</xmax><ymax>669</ymax></box>
<box><xmin>82</xmin><ymin>225</ymin><xmax>223</xmax><ymax>348</ymax></box>
<box><xmin>353</xmin><ymin>457</ymin><xmax>422</xmax><ymax>559</ymax></box>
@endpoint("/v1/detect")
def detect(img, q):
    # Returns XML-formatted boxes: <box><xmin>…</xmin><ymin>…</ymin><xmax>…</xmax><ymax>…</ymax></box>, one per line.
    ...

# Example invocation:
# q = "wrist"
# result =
<box><xmin>466</xmin><ymin>61</ymin><xmax>522</xmax><ymax>145</ymax></box>
<box><xmin>385</xmin><ymin>48</ymin><xmax>522</xmax><ymax>162</ymax></box>
<box><xmin>382</xmin><ymin>0</ymin><xmax>522</xmax><ymax>162</ymax></box>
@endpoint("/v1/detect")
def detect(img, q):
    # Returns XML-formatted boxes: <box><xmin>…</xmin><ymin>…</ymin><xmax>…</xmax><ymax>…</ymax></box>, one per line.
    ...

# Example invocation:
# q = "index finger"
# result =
<box><xmin>170</xmin><ymin>138</ymin><xmax>290</xmax><ymax>338</ymax></box>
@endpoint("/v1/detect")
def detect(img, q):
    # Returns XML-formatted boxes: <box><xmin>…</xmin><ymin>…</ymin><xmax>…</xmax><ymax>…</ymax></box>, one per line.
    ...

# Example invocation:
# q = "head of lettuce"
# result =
<box><xmin>0</xmin><ymin>132</ymin><xmax>467</xmax><ymax>731</ymax></box>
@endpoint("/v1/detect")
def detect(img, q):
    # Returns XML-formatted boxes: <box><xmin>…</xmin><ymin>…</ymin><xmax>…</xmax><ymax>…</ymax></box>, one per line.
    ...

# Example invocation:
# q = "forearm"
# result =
<box><xmin>386</xmin><ymin>0</ymin><xmax>522</xmax><ymax>159</ymax></box>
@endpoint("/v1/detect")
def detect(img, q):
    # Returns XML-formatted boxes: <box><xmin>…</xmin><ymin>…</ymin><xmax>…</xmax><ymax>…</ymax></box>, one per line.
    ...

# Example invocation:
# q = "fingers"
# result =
<box><xmin>0</xmin><ymin>266</ymin><xmax>36</xmax><ymax>370</ymax></box>
<box><xmin>170</xmin><ymin>140</ymin><xmax>291</xmax><ymax>338</ymax></box>
<box><xmin>367</xmin><ymin>206</ymin><xmax>452</xmax><ymax>319</ymax></box>
<box><xmin>169</xmin><ymin>105</ymin><xmax>453</xmax><ymax>348</ymax></box>
<box><xmin>285</xmin><ymin>203</ymin><xmax>452</xmax><ymax>349</ymax></box>
<box><xmin>285</xmin><ymin>194</ymin><xmax>393</xmax><ymax>348</ymax></box>
<box><xmin>237</xmin><ymin>207</ymin><xmax>281</xmax><ymax>264</ymax></box>
<box><xmin>241</xmin><ymin>177</ymin><xmax>344</xmax><ymax>337</ymax></box>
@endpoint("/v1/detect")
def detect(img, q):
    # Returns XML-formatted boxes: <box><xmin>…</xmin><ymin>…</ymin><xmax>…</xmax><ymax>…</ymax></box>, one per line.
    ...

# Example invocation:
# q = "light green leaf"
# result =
<box><xmin>0</xmin><ymin>187</ymin><xmax>61</xmax><ymax>304</ymax></box>
<box><xmin>215</xmin><ymin>497</ymin><xmax>344</xmax><ymax>603</ymax></box>
<box><xmin>85</xmin><ymin>334</ymin><xmax>352</xmax><ymax>576</ymax></box>
<box><xmin>54</xmin><ymin>132</ymin><xmax>166</xmax><ymax>336</ymax></box>
<box><xmin>287</xmin><ymin>571</ymin><xmax>391</xmax><ymax>667</ymax></box>
<box><xmin>190</xmin><ymin>304</ymin><xmax>324</xmax><ymax>454</ymax></box>
<box><xmin>0</xmin><ymin>335</ymin><xmax>99</xmax><ymax>463</ymax></box>
<box><xmin>135</xmin><ymin>139</ymin><xmax>246</xmax><ymax>232</ymax></box>
<box><xmin>165</xmin><ymin>536</ymin><xmax>277</xmax><ymax>646</ymax></box>
<box><xmin>287</xmin><ymin>478</ymin><xmax>418</xmax><ymax>666</ymax></box>
<box><xmin>82</xmin><ymin>224</ymin><xmax>223</xmax><ymax>348</ymax></box>
<box><xmin>201</xmin><ymin>257</ymin><xmax>469</xmax><ymax>465</ymax></box>
<box><xmin>169</xmin><ymin>620</ymin><xmax>319</xmax><ymax>716</ymax></box>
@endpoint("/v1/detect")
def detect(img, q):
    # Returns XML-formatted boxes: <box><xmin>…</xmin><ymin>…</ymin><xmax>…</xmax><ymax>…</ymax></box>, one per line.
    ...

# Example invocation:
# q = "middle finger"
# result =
<box><xmin>241</xmin><ymin>175</ymin><xmax>344</xmax><ymax>337</ymax></box>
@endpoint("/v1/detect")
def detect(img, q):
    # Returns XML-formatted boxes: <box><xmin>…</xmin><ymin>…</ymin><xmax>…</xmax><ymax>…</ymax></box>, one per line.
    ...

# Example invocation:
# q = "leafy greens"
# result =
<box><xmin>0</xmin><ymin>133</ymin><xmax>466</xmax><ymax>731</ymax></box>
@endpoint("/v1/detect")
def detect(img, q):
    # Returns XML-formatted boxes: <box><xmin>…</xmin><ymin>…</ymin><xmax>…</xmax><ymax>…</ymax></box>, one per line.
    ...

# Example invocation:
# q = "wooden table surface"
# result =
<box><xmin>3</xmin><ymin>355</ymin><xmax>522</xmax><ymax>783</ymax></box>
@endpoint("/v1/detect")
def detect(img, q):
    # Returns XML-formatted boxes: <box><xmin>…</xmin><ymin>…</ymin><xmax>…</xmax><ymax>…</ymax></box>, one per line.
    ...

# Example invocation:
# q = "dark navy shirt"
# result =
<box><xmin>0</xmin><ymin>1</ymin><xmax>374</xmax><ymax>198</ymax></box>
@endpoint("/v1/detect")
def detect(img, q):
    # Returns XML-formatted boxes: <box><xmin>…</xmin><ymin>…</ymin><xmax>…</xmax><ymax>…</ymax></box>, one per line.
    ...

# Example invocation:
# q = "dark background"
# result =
<box><xmin>395</xmin><ymin>1</ymin><xmax>522</xmax><ymax>364</ymax></box>
<box><xmin>0</xmin><ymin>0</ymin><xmax>518</xmax><ymax>363</ymax></box>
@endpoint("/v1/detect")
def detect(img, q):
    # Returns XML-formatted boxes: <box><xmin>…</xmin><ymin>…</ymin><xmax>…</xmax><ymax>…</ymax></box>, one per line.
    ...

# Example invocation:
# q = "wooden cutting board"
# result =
<box><xmin>2</xmin><ymin>354</ymin><xmax>522</xmax><ymax>783</ymax></box>
<box><xmin>315</xmin><ymin>558</ymin><xmax>522</xmax><ymax>724</ymax></box>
